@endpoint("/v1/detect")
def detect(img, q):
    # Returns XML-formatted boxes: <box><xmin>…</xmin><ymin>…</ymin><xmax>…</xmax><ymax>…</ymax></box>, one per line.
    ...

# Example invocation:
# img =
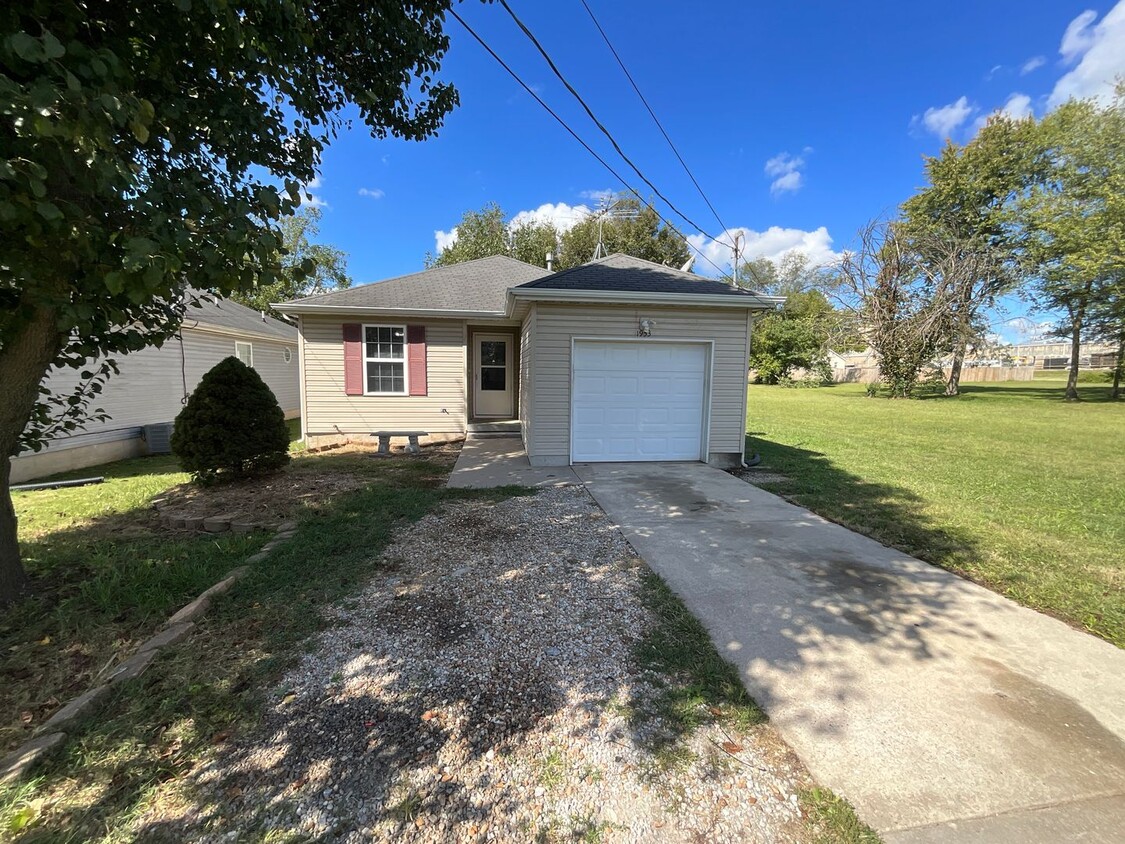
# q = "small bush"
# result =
<box><xmin>171</xmin><ymin>356</ymin><xmax>290</xmax><ymax>483</ymax></box>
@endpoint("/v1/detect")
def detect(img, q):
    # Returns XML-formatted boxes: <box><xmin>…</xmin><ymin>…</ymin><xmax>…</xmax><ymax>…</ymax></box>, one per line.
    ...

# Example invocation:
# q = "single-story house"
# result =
<box><xmin>12</xmin><ymin>297</ymin><xmax>300</xmax><ymax>483</ymax></box>
<box><xmin>276</xmin><ymin>254</ymin><xmax>781</xmax><ymax>467</ymax></box>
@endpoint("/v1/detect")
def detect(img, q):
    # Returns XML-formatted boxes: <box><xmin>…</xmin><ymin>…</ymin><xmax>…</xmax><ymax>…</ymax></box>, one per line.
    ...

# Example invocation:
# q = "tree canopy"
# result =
<box><xmin>230</xmin><ymin>206</ymin><xmax>352</xmax><ymax>319</ymax></box>
<box><xmin>0</xmin><ymin>1</ymin><xmax>459</xmax><ymax>603</ymax></box>
<box><xmin>426</xmin><ymin>197</ymin><xmax>692</xmax><ymax>271</ymax></box>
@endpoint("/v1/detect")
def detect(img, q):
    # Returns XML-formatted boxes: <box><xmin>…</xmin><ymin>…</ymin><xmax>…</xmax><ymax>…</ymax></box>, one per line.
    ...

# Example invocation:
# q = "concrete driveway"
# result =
<box><xmin>574</xmin><ymin>461</ymin><xmax>1125</xmax><ymax>843</ymax></box>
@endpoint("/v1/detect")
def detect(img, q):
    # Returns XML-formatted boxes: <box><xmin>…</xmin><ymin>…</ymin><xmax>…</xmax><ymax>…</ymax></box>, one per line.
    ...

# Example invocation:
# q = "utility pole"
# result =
<box><xmin>731</xmin><ymin>232</ymin><xmax>744</xmax><ymax>288</ymax></box>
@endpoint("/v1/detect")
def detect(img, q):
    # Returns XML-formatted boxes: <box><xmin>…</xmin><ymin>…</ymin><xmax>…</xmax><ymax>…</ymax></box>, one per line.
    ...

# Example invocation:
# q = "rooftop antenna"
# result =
<box><xmin>593</xmin><ymin>194</ymin><xmax>641</xmax><ymax>260</ymax></box>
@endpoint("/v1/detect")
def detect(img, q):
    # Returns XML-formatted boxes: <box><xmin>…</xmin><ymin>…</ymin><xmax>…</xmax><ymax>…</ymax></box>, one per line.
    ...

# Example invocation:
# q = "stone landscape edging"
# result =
<box><xmin>0</xmin><ymin>519</ymin><xmax>299</xmax><ymax>785</ymax></box>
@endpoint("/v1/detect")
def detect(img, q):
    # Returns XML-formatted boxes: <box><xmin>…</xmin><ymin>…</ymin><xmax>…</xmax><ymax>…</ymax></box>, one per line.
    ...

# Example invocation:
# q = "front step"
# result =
<box><xmin>467</xmin><ymin>431</ymin><xmax>521</xmax><ymax>439</ymax></box>
<box><xmin>463</xmin><ymin>420</ymin><xmax>519</xmax><ymax>438</ymax></box>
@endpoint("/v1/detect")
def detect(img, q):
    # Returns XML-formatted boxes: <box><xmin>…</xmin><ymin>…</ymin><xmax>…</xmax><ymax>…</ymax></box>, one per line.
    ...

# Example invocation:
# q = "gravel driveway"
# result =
<box><xmin>143</xmin><ymin>486</ymin><xmax>812</xmax><ymax>842</ymax></box>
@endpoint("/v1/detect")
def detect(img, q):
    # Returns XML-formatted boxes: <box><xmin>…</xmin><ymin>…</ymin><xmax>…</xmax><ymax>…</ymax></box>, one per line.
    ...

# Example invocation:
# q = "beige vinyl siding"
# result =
<box><xmin>528</xmin><ymin>303</ymin><xmax>751</xmax><ymax>463</ymax></box>
<box><xmin>519</xmin><ymin>306</ymin><xmax>536</xmax><ymax>453</ymax></box>
<box><xmin>301</xmin><ymin>315</ymin><xmax>467</xmax><ymax>434</ymax></box>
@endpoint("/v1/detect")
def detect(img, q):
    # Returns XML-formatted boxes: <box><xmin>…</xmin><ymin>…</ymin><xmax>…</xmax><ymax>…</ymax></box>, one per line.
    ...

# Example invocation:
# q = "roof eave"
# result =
<box><xmin>273</xmin><ymin>302</ymin><xmax>508</xmax><ymax>319</ymax></box>
<box><xmin>506</xmin><ymin>287</ymin><xmax>784</xmax><ymax>311</ymax></box>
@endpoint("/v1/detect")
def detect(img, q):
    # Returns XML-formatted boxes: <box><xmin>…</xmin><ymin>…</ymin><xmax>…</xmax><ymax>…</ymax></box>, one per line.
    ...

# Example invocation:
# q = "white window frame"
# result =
<box><xmin>235</xmin><ymin>341</ymin><xmax>253</xmax><ymax>368</ymax></box>
<box><xmin>363</xmin><ymin>323</ymin><xmax>409</xmax><ymax>396</ymax></box>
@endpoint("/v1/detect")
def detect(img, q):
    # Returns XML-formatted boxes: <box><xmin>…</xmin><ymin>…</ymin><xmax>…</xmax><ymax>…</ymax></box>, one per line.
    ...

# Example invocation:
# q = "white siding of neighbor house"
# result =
<box><xmin>526</xmin><ymin>303</ymin><xmax>751</xmax><ymax>465</ymax></box>
<box><xmin>11</xmin><ymin>327</ymin><xmax>299</xmax><ymax>482</ymax></box>
<box><xmin>300</xmin><ymin>314</ymin><xmax>467</xmax><ymax>435</ymax></box>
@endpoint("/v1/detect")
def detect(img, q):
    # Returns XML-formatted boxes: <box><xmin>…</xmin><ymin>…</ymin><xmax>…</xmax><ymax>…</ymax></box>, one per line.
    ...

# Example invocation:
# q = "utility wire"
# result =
<box><xmin>495</xmin><ymin>0</ymin><xmax>733</xmax><ymax>267</ymax></box>
<box><xmin>577</xmin><ymin>0</ymin><xmax>733</xmax><ymax>243</ymax></box>
<box><xmin>449</xmin><ymin>7</ymin><xmax>729</xmax><ymax>277</ymax></box>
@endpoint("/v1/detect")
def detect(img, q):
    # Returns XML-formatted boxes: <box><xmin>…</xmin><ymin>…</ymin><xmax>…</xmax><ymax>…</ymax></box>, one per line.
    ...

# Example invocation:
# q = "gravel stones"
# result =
<box><xmin>140</xmin><ymin>486</ymin><xmax>811</xmax><ymax>842</ymax></box>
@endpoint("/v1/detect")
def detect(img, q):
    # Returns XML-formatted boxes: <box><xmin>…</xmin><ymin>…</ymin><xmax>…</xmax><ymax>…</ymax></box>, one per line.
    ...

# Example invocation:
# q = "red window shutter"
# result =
<box><xmin>407</xmin><ymin>325</ymin><xmax>427</xmax><ymax>396</ymax></box>
<box><xmin>342</xmin><ymin>323</ymin><xmax>363</xmax><ymax>396</ymax></box>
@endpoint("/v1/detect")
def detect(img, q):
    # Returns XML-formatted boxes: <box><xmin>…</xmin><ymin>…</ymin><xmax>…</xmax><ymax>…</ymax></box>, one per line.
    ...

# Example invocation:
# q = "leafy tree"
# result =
<box><xmin>426</xmin><ymin>196</ymin><xmax>691</xmax><ymax>271</ymax></box>
<box><xmin>748</xmin><ymin>296</ymin><xmax>834</xmax><ymax>384</ymax></box>
<box><xmin>0</xmin><ymin>1</ymin><xmax>458</xmax><ymax>604</ymax></box>
<box><xmin>833</xmin><ymin>222</ymin><xmax>952</xmax><ymax>397</ymax></box>
<box><xmin>901</xmin><ymin>117</ymin><xmax>1034</xmax><ymax>395</ymax></box>
<box><xmin>231</xmin><ymin>207</ymin><xmax>352</xmax><ymax>318</ymax></box>
<box><xmin>426</xmin><ymin>203</ymin><xmax>519</xmax><ymax>267</ymax></box>
<box><xmin>171</xmin><ymin>357</ymin><xmax>290</xmax><ymax>483</ymax></box>
<box><xmin>1011</xmin><ymin>91</ymin><xmax>1125</xmax><ymax>400</ymax></box>
<box><xmin>556</xmin><ymin>197</ymin><xmax>690</xmax><ymax>270</ymax></box>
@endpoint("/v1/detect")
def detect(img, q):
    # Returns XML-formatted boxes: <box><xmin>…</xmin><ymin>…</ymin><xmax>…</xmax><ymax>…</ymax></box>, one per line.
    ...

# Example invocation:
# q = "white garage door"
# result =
<box><xmin>571</xmin><ymin>340</ymin><xmax>707</xmax><ymax>462</ymax></box>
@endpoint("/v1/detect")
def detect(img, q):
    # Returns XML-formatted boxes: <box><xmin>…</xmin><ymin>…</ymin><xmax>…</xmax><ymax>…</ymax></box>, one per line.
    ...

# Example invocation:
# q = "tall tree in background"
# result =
<box><xmin>901</xmin><ymin>117</ymin><xmax>1034</xmax><ymax>395</ymax></box>
<box><xmin>231</xmin><ymin>207</ymin><xmax>352</xmax><ymax>318</ymax></box>
<box><xmin>427</xmin><ymin>197</ymin><xmax>691</xmax><ymax>272</ymax></box>
<box><xmin>0</xmin><ymin>1</ymin><xmax>458</xmax><ymax>604</ymax></box>
<box><xmin>833</xmin><ymin>222</ymin><xmax>954</xmax><ymax>397</ymax></box>
<box><xmin>1011</xmin><ymin>90</ymin><xmax>1124</xmax><ymax>401</ymax></box>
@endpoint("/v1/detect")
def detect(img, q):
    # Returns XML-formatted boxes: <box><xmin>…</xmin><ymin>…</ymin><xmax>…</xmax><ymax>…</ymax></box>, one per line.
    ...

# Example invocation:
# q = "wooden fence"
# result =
<box><xmin>833</xmin><ymin>365</ymin><xmax>1035</xmax><ymax>384</ymax></box>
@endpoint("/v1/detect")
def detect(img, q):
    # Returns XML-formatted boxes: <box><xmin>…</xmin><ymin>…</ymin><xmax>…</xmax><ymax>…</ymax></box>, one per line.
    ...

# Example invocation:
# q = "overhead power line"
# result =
<box><xmin>495</xmin><ymin>0</ymin><xmax>734</xmax><ymax>261</ymax></box>
<box><xmin>448</xmin><ymin>7</ymin><xmax>729</xmax><ymax>277</ymax></box>
<box><xmin>577</xmin><ymin>0</ymin><xmax>733</xmax><ymax>242</ymax></box>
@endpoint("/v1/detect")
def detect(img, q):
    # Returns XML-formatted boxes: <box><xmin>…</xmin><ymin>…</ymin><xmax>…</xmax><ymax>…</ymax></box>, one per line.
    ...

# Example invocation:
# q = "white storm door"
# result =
<box><xmin>474</xmin><ymin>334</ymin><xmax>514</xmax><ymax>418</ymax></box>
<box><xmin>571</xmin><ymin>340</ymin><xmax>707</xmax><ymax>462</ymax></box>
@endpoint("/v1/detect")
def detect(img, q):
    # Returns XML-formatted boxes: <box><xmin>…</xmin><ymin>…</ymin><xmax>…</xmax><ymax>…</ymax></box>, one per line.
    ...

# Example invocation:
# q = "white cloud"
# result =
<box><xmin>434</xmin><ymin>227</ymin><xmax>458</xmax><ymax>252</ymax></box>
<box><xmin>299</xmin><ymin>176</ymin><xmax>327</xmax><ymax>208</ymax></box>
<box><xmin>1060</xmin><ymin>9</ymin><xmax>1099</xmax><ymax>62</ymax></box>
<box><xmin>358</xmin><ymin>187</ymin><xmax>384</xmax><ymax>199</ymax></box>
<box><xmin>763</xmin><ymin>151</ymin><xmax>807</xmax><ymax>196</ymax></box>
<box><xmin>913</xmin><ymin>96</ymin><xmax>976</xmax><ymax>137</ymax></box>
<box><xmin>1049</xmin><ymin>2</ymin><xmax>1125</xmax><ymax>108</ymax></box>
<box><xmin>999</xmin><ymin>92</ymin><xmax>1034</xmax><ymax>119</ymax></box>
<box><xmin>579</xmin><ymin>188</ymin><xmax>615</xmax><ymax>203</ymax></box>
<box><xmin>509</xmin><ymin>201</ymin><xmax>591</xmax><ymax>231</ymax></box>
<box><xmin>686</xmin><ymin>226</ymin><xmax>841</xmax><ymax>277</ymax></box>
<box><xmin>1020</xmin><ymin>55</ymin><xmax>1046</xmax><ymax>75</ymax></box>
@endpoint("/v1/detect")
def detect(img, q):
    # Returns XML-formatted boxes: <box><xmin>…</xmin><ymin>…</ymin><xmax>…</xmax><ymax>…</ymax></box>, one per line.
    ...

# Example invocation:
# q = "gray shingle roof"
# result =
<box><xmin>515</xmin><ymin>253</ymin><xmax>764</xmax><ymax>296</ymax></box>
<box><xmin>285</xmin><ymin>255</ymin><xmax>552</xmax><ymax>313</ymax></box>
<box><xmin>185</xmin><ymin>296</ymin><xmax>298</xmax><ymax>342</ymax></box>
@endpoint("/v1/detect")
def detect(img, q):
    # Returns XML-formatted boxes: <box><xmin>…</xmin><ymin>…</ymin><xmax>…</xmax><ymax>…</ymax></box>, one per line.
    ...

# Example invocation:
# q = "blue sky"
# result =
<box><xmin>302</xmin><ymin>1</ymin><xmax>1125</xmax><ymax>340</ymax></box>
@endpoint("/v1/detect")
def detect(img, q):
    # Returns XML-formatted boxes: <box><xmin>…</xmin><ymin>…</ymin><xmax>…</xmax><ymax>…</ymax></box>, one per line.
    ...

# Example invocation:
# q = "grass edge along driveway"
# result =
<box><xmin>745</xmin><ymin>380</ymin><xmax>1123</xmax><ymax>647</ymax></box>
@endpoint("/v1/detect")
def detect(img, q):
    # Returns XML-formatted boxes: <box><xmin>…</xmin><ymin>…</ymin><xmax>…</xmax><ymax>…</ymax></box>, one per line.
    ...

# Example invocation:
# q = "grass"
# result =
<box><xmin>634</xmin><ymin>570</ymin><xmax>765</xmax><ymax>741</ymax></box>
<box><xmin>800</xmin><ymin>788</ymin><xmax>882</xmax><ymax>844</ymax></box>
<box><xmin>746</xmin><ymin>380</ymin><xmax>1124</xmax><ymax>645</ymax></box>
<box><xmin>1</xmin><ymin>446</ymin><xmax>526</xmax><ymax>841</ymax></box>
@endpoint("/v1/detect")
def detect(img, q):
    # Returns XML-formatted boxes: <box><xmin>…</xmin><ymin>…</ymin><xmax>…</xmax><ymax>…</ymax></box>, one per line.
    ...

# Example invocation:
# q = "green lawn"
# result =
<box><xmin>745</xmin><ymin>380</ymin><xmax>1124</xmax><ymax>646</ymax></box>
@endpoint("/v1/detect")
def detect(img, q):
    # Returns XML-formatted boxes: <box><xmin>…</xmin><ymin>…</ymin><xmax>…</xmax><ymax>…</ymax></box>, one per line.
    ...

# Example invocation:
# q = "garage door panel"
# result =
<box><xmin>572</xmin><ymin>340</ymin><xmax>706</xmax><ymax>463</ymax></box>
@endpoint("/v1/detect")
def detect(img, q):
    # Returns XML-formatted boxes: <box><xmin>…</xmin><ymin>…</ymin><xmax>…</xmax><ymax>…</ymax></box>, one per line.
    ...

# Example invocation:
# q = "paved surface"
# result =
<box><xmin>447</xmin><ymin>438</ymin><xmax>580</xmax><ymax>489</ymax></box>
<box><xmin>574</xmin><ymin>461</ymin><xmax>1125</xmax><ymax>842</ymax></box>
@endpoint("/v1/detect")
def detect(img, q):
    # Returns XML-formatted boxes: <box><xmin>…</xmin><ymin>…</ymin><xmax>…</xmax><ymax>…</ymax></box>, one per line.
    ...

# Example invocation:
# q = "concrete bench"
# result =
<box><xmin>370</xmin><ymin>431</ymin><xmax>428</xmax><ymax>455</ymax></box>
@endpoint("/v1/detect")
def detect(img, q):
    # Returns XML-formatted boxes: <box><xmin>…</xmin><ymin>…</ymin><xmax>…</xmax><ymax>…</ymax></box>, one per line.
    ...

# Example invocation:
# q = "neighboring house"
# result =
<box><xmin>276</xmin><ymin>254</ymin><xmax>782</xmax><ymax>467</ymax></box>
<box><xmin>12</xmin><ymin>297</ymin><xmax>299</xmax><ymax>483</ymax></box>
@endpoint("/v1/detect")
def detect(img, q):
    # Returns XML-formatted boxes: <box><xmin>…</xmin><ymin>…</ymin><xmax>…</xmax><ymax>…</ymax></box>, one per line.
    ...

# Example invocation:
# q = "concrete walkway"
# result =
<box><xmin>446</xmin><ymin>438</ymin><xmax>580</xmax><ymax>489</ymax></box>
<box><xmin>574</xmin><ymin>462</ymin><xmax>1125</xmax><ymax>843</ymax></box>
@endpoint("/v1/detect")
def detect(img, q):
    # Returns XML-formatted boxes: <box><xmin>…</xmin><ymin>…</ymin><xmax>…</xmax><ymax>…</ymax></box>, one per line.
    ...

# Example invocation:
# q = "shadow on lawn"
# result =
<box><xmin>7</xmin><ymin>449</ymin><xmax>749</xmax><ymax>842</ymax></box>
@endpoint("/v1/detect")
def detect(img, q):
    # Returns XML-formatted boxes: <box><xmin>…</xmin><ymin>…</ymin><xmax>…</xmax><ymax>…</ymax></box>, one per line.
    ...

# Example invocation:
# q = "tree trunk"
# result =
<box><xmin>1065</xmin><ymin>318</ymin><xmax>1082</xmax><ymax>402</ymax></box>
<box><xmin>1113</xmin><ymin>332</ymin><xmax>1125</xmax><ymax>401</ymax></box>
<box><xmin>946</xmin><ymin>339</ymin><xmax>966</xmax><ymax>396</ymax></box>
<box><xmin>0</xmin><ymin>304</ymin><xmax>62</xmax><ymax>607</ymax></box>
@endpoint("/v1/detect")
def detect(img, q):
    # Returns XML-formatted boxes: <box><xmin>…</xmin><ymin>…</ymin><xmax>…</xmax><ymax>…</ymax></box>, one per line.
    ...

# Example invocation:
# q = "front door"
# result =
<box><xmin>474</xmin><ymin>334</ymin><xmax>514</xmax><ymax>418</ymax></box>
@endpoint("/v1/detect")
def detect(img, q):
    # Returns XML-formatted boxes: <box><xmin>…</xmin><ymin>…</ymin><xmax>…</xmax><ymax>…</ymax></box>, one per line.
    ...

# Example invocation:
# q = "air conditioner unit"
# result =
<box><xmin>143</xmin><ymin>422</ymin><xmax>175</xmax><ymax>455</ymax></box>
